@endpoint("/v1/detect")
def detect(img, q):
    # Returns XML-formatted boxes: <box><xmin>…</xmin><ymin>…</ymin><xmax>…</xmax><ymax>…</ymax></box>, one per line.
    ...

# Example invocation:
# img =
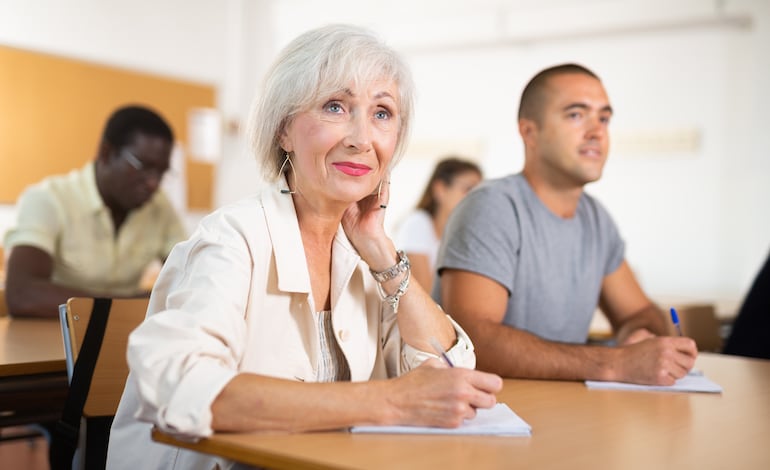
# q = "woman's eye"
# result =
<box><xmin>374</xmin><ymin>109</ymin><xmax>391</xmax><ymax>120</ymax></box>
<box><xmin>325</xmin><ymin>102</ymin><xmax>344</xmax><ymax>113</ymax></box>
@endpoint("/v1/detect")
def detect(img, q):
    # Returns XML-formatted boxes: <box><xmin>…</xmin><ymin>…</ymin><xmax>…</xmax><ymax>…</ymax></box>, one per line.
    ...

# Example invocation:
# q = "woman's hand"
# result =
<box><xmin>342</xmin><ymin>175</ymin><xmax>394</xmax><ymax>269</ymax></box>
<box><xmin>379</xmin><ymin>360</ymin><xmax>503</xmax><ymax>428</ymax></box>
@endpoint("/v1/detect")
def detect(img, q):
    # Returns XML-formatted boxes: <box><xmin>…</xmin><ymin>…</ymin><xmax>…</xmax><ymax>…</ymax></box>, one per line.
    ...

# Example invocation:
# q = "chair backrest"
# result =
<box><xmin>62</xmin><ymin>297</ymin><xmax>148</xmax><ymax>417</ymax></box>
<box><xmin>0</xmin><ymin>245</ymin><xmax>5</xmax><ymax>292</ymax></box>
<box><xmin>52</xmin><ymin>297</ymin><xmax>149</xmax><ymax>470</ymax></box>
<box><xmin>0</xmin><ymin>288</ymin><xmax>7</xmax><ymax>317</ymax></box>
<box><xmin>675</xmin><ymin>304</ymin><xmax>723</xmax><ymax>353</ymax></box>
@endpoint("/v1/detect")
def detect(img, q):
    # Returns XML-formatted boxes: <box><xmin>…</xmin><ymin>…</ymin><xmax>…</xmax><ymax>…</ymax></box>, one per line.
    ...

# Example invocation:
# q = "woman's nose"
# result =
<box><xmin>344</xmin><ymin>113</ymin><xmax>373</xmax><ymax>152</ymax></box>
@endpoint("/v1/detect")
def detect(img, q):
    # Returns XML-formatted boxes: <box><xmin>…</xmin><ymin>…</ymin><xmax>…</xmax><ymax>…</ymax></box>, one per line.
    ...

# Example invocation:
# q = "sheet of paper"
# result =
<box><xmin>350</xmin><ymin>403</ymin><xmax>532</xmax><ymax>436</ymax></box>
<box><xmin>585</xmin><ymin>370</ymin><xmax>723</xmax><ymax>393</ymax></box>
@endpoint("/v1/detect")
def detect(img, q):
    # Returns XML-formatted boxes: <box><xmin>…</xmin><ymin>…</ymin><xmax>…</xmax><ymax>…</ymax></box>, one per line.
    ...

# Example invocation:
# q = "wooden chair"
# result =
<box><xmin>0</xmin><ymin>288</ymin><xmax>6</xmax><ymax>317</ymax></box>
<box><xmin>674</xmin><ymin>304</ymin><xmax>723</xmax><ymax>353</ymax></box>
<box><xmin>51</xmin><ymin>297</ymin><xmax>148</xmax><ymax>470</ymax></box>
<box><xmin>0</xmin><ymin>245</ymin><xmax>5</xmax><ymax>290</ymax></box>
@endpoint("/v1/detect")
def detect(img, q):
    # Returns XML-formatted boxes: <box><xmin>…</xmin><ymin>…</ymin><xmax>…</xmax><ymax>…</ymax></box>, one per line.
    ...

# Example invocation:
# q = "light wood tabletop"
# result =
<box><xmin>0</xmin><ymin>316</ymin><xmax>68</xmax><ymax>428</ymax></box>
<box><xmin>152</xmin><ymin>353</ymin><xmax>770</xmax><ymax>470</ymax></box>
<box><xmin>0</xmin><ymin>316</ymin><xmax>65</xmax><ymax>377</ymax></box>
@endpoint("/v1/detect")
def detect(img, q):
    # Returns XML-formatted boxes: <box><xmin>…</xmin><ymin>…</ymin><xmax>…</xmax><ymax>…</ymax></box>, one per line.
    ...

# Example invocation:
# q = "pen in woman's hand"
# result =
<box><xmin>429</xmin><ymin>337</ymin><xmax>455</xmax><ymax>368</ymax></box>
<box><xmin>669</xmin><ymin>307</ymin><xmax>683</xmax><ymax>336</ymax></box>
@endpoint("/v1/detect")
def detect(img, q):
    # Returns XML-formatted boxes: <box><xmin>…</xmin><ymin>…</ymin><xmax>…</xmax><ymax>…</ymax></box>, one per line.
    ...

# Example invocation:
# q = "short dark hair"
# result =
<box><xmin>518</xmin><ymin>64</ymin><xmax>600</xmax><ymax>124</ymax></box>
<box><xmin>100</xmin><ymin>105</ymin><xmax>174</xmax><ymax>149</ymax></box>
<box><xmin>416</xmin><ymin>157</ymin><xmax>482</xmax><ymax>216</ymax></box>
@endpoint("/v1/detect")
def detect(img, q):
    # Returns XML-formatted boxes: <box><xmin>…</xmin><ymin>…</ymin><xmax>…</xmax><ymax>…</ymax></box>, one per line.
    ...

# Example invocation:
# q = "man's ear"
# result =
<box><xmin>518</xmin><ymin>119</ymin><xmax>538</xmax><ymax>147</ymax></box>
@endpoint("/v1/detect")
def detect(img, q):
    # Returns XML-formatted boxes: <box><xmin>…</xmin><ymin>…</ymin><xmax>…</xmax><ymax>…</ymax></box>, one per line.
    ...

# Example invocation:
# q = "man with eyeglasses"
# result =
<box><xmin>4</xmin><ymin>105</ymin><xmax>186</xmax><ymax>318</ymax></box>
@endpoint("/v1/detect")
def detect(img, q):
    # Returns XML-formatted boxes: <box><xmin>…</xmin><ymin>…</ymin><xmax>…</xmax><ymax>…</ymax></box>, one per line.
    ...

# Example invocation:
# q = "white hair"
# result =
<box><xmin>247</xmin><ymin>24</ymin><xmax>415</xmax><ymax>180</ymax></box>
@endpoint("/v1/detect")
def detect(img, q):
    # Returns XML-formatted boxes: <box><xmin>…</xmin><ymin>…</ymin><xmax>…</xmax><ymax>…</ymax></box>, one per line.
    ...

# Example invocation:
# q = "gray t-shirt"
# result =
<box><xmin>433</xmin><ymin>173</ymin><xmax>624</xmax><ymax>344</ymax></box>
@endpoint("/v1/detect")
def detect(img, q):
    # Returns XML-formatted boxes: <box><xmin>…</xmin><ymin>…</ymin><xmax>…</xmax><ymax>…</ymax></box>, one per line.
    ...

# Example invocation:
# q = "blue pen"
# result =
<box><xmin>429</xmin><ymin>337</ymin><xmax>455</xmax><ymax>368</ymax></box>
<box><xmin>670</xmin><ymin>307</ymin><xmax>683</xmax><ymax>336</ymax></box>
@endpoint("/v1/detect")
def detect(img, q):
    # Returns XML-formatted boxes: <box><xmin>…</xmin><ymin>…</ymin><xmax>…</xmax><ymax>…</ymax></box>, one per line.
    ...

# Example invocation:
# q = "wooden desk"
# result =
<box><xmin>0</xmin><ymin>317</ymin><xmax>68</xmax><ymax>427</ymax></box>
<box><xmin>152</xmin><ymin>353</ymin><xmax>770</xmax><ymax>469</ymax></box>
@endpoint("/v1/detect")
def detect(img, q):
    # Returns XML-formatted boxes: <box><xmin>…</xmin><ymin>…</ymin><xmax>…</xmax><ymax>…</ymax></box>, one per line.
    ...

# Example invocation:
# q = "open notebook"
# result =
<box><xmin>585</xmin><ymin>370</ymin><xmax>723</xmax><ymax>393</ymax></box>
<box><xmin>351</xmin><ymin>403</ymin><xmax>532</xmax><ymax>436</ymax></box>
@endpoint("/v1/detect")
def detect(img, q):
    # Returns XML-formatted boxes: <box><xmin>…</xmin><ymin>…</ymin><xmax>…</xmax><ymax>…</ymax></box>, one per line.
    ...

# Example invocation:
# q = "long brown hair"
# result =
<box><xmin>416</xmin><ymin>157</ymin><xmax>482</xmax><ymax>217</ymax></box>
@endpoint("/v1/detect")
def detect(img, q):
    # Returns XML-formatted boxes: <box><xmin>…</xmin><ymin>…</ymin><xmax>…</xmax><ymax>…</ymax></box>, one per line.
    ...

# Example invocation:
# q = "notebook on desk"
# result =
<box><xmin>585</xmin><ymin>370</ymin><xmax>723</xmax><ymax>393</ymax></box>
<box><xmin>350</xmin><ymin>403</ymin><xmax>532</xmax><ymax>436</ymax></box>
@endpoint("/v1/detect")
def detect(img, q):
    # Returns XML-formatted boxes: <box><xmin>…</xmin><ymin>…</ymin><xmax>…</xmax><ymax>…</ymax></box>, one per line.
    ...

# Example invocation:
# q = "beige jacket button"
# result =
<box><xmin>338</xmin><ymin>329</ymin><xmax>350</xmax><ymax>342</ymax></box>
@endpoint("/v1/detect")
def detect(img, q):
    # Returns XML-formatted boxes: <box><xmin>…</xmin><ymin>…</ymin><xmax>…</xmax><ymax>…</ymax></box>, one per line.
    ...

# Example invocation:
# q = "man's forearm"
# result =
<box><xmin>615</xmin><ymin>304</ymin><xmax>671</xmax><ymax>343</ymax></box>
<box><xmin>469</xmin><ymin>320</ymin><xmax>622</xmax><ymax>381</ymax></box>
<box><xmin>6</xmin><ymin>279</ymin><xmax>92</xmax><ymax>318</ymax></box>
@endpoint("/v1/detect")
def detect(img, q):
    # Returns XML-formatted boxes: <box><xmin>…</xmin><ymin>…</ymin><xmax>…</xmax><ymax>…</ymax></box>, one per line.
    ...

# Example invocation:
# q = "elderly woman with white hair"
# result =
<box><xmin>106</xmin><ymin>24</ymin><xmax>502</xmax><ymax>469</ymax></box>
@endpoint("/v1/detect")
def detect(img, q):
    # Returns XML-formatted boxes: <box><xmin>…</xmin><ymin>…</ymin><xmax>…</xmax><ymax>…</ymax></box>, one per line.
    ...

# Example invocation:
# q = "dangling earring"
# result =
<box><xmin>377</xmin><ymin>180</ymin><xmax>387</xmax><ymax>209</ymax></box>
<box><xmin>278</xmin><ymin>152</ymin><xmax>296</xmax><ymax>195</ymax></box>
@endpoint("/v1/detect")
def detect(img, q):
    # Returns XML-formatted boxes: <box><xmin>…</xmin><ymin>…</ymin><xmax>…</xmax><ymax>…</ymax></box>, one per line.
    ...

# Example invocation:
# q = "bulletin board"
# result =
<box><xmin>0</xmin><ymin>45</ymin><xmax>216</xmax><ymax>210</ymax></box>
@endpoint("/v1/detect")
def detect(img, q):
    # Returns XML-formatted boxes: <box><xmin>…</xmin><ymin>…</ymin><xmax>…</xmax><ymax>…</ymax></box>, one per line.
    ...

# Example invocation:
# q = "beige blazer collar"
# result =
<box><xmin>261</xmin><ymin>182</ymin><xmax>362</xmax><ymax>301</ymax></box>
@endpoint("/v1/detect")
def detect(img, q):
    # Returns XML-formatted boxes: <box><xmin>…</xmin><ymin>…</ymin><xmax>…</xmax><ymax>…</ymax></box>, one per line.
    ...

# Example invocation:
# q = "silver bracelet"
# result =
<box><xmin>370</xmin><ymin>250</ymin><xmax>410</xmax><ymax>283</ymax></box>
<box><xmin>376</xmin><ymin>268</ymin><xmax>410</xmax><ymax>313</ymax></box>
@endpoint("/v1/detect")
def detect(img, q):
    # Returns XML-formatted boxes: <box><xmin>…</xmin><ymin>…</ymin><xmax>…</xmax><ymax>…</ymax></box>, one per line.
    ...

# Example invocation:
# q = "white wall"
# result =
<box><xmin>0</xmin><ymin>0</ymin><xmax>229</xmax><ymax>83</ymax></box>
<box><xmin>1</xmin><ymin>0</ymin><xmax>767</xmax><ymax>307</ymax></box>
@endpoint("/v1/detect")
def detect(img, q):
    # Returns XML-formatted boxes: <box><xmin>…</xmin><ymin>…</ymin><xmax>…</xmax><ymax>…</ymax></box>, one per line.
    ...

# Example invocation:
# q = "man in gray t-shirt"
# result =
<box><xmin>436</xmin><ymin>173</ymin><xmax>624</xmax><ymax>344</ymax></box>
<box><xmin>435</xmin><ymin>64</ymin><xmax>697</xmax><ymax>385</ymax></box>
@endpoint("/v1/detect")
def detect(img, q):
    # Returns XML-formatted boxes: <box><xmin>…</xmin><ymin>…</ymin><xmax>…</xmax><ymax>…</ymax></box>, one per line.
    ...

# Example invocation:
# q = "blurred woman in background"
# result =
<box><xmin>396</xmin><ymin>157</ymin><xmax>482</xmax><ymax>290</ymax></box>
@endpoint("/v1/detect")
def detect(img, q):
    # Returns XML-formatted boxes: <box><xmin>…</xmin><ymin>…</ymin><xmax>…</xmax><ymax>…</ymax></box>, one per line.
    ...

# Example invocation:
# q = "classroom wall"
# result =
<box><xmin>1</xmin><ymin>0</ymin><xmax>767</xmax><ymax>307</ymax></box>
<box><xmin>263</xmin><ymin>0</ymin><xmax>770</xmax><ymax>304</ymax></box>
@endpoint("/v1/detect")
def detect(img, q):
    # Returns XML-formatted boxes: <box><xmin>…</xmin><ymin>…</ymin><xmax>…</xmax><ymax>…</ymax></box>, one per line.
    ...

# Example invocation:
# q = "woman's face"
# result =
<box><xmin>435</xmin><ymin>170</ymin><xmax>482</xmax><ymax>215</ymax></box>
<box><xmin>280</xmin><ymin>79</ymin><xmax>400</xmax><ymax>207</ymax></box>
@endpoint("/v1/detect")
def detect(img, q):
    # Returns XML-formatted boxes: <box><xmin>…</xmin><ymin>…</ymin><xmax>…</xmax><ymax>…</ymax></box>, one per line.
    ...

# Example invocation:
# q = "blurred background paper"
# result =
<box><xmin>586</xmin><ymin>370</ymin><xmax>723</xmax><ymax>393</ymax></box>
<box><xmin>188</xmin><ymin>107</ymin><xmax>222</xmax><ymax>163</ymax></box>
<box><xmin>161</xmin><ymin>144</ymin><xmax>188</xmax><ymax>216</ymax></box>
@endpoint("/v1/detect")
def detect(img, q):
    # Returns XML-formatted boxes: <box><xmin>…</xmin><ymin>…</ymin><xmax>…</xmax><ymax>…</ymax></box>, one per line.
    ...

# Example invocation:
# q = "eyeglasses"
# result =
<box><xmin>120</xmin><ymin>149</ymin><xmax>166</xmax><ymax>179</ymax></box>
